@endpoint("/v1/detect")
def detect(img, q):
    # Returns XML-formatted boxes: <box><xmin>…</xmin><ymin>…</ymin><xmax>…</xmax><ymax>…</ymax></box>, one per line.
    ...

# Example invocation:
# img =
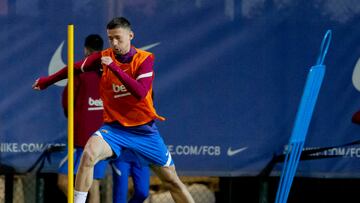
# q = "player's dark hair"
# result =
<box><xmin>84</xmin><ymin>34</ymin><xmax>103</xmax><ymax>51</ymax></box>
<box><xmin>107</xmin><ymin>17</ymin><xmax>131</xmax><ymax>30</ymax></box>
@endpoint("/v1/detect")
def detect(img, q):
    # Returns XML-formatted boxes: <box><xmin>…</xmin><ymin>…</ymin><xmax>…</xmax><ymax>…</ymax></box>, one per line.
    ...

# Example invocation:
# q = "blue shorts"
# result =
<box><xmin>94</xmin><ymin>122</ymin><xmax>173</xmax><ymax>167</ymax></box>
<box><xmin>115</xmin><ymin>148</ymin><xmax>144</xmax><ymax>167</ymax></box>
<box><xmin>58</xmin><ymin>148</ymin><xmax>108</xmax><ymax>179</ymax></box>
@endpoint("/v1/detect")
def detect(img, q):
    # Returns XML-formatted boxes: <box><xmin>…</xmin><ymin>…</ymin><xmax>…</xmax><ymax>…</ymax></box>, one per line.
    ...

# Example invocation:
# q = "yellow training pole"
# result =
<box><xmin>67</xmin><ymin>24</ymin><xmax>74</xmax><ymax>203</ymax></box>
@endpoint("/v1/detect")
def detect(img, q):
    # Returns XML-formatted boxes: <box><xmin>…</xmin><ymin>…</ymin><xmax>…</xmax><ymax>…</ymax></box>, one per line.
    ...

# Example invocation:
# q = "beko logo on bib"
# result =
<box><xmin>112</xmin><ymin>84</ymin><xmax>131</xmax><ymax>98</ymax></box>
<box><xmin>112</xmin><ymin>84</ymin><xmax>127</xmax><ymax>93</ymax></box>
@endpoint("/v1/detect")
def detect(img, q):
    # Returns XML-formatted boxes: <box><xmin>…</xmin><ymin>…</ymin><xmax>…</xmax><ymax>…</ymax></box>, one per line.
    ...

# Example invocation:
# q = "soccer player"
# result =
<box><xmin>39</xmin><ymin>34</ymin><xmax>151</xmax><ymax>203</ymax></box>
<box><xmin>33</xmin><ymin>17</ymin><xmax>194</xmax><ymax>203</ymax></box>
<box><xmin>56</xmin><ymin>34</ymin><xmax>107</xmax><ymax>203</ymax></box>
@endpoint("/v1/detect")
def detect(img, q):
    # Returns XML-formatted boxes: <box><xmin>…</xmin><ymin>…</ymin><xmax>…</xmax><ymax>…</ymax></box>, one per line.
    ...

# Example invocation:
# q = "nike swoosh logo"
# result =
<box><xmin>227</xmin><ymin>147</ymin><xmax>248</xmax><ymax>156</ymax></box>
<box><xmin>352</xmin><ymin>57</ymin><xmax>360</xmax><ymax>91</ymax></box>
<box><xmin>48</xmin><ymin>41</ymin><xmax>67</xmax><ymax>87</ymax></box>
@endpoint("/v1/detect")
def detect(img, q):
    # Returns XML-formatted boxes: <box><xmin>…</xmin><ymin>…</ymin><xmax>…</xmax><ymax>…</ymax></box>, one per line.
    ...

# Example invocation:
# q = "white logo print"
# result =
<box><xmin>48</xmin><ymin>41</ymin><xmax>67</xmax><ymax>86</ymax></box>
<box><xmin>352</xmin><ymin>57</ymin><xmax>360</xmax><ymax>91</ymax></box>
<box><xmin>88</xmin><ymin>97</ymin><xmax>103</xmax><ymax>111</ymax></box>
<box><xmin>112</xmin><ymin>84</ymin><xmax>131</xmax><ymax>98</ymax></box>
<box><xmin>227</xmin><ymin>147</ymin><xmax>248</xmax><ymax>156</ymax></box>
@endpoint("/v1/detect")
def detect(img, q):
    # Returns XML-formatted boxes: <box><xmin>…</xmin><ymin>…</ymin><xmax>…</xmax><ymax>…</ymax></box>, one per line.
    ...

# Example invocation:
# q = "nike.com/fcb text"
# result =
<box><xmin>0</xmin><ymin>142</ymin><xmax>65</xmax><ymax>153</ymax></box>
<box><xmin>168</xmin><ymin>145</ymin><xmax>221</xmax><ymax>156</ymax></box>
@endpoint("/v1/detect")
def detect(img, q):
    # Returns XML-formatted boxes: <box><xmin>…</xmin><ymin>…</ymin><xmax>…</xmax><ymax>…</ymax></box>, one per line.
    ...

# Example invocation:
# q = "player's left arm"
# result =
<box><xmin>32</xmin><ymin>53</ymin><xmax>101</xmax><ymax>90</ymax></box>
<box><xmin>102</xmin><ymin>55</ymin><xmax>154</xmax><ymax>100</ymax></box>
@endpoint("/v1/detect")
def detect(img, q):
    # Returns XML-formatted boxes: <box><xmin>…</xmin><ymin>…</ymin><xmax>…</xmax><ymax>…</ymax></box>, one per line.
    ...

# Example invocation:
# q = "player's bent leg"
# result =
<box><xmin>130</xmin><ymin>166</ymin><xmax>150</xmax><ymax>203</ymax></box>
<box><xmin>75</xmin><ymin>135</ymin><xmax>113</xmax><ymax>192</ymax></box>
<box><xmin>112</xmin><ymin>161</ymin><xmax>130</xmax><ymax>203</ymax></box>
<box><xmin>57</xmin><ymin>174</ymin><xmax>68</xmax><ymax>196</ymax></box>
<box><xmin>88</xmin><ymin>179</ymin><xmax>101</xmax><ymax>203</ymax></box>
<box><xmin>151</xmin><ymin>165</ymin><xmax>194</xmax><ymax>203</ymax></box>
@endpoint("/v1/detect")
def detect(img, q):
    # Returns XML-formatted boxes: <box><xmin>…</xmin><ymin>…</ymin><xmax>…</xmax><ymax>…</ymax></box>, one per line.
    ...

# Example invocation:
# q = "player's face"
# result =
<box><xmin>107</xmin><ymin>27</ymin><xmax>134</xmax><ymax>55</ymax></box>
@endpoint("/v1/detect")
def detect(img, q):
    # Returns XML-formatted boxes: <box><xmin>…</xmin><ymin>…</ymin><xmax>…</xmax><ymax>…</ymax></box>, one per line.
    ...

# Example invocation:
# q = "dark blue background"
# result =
<box><xmin>1</xmin><ymin>0</ymin><xmax>360</xmax><ymax>177</ymax></box>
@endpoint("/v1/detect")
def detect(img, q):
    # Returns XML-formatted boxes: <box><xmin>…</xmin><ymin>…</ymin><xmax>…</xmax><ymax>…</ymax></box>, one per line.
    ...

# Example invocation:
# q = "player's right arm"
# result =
<box><xmin>32</xmin><ymin>52</ymin><xmax>102</xmax><ymax>90</ymax></box>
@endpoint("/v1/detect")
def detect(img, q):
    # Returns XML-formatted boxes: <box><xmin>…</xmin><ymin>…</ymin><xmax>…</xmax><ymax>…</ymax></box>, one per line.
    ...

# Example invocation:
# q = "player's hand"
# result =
<box><xmin>101</xmin><ymin>56</ymin><xmax>113</xmax><ymax>66</ymax></box>
<box><xmin>32</xmin><ymin>77</ymin><xmax>48</xmax><ymax>90</ymax></box>
<box><xmin>32</xmin><ymin>78</ymin><xmax>41</xmax><ymax>90</ymax></box>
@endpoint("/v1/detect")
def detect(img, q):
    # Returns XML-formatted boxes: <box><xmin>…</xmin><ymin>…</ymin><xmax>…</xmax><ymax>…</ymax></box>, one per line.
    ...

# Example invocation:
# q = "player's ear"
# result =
<box><xmin>129</xmin><ymin>31</ymin><xmax>134</xmax><ymax>40</ymax></box>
